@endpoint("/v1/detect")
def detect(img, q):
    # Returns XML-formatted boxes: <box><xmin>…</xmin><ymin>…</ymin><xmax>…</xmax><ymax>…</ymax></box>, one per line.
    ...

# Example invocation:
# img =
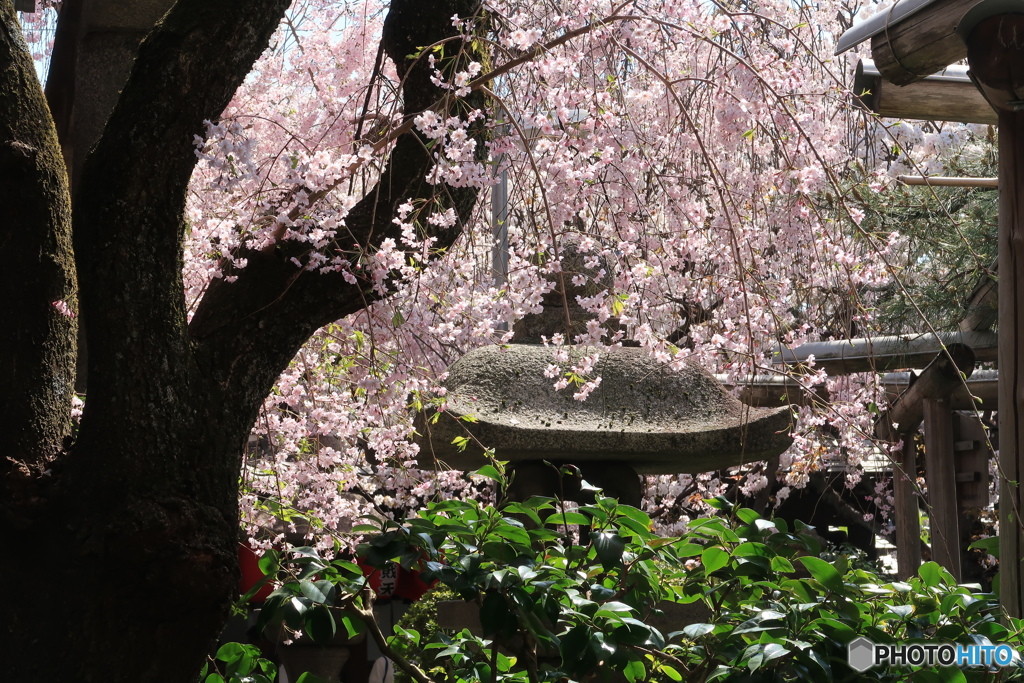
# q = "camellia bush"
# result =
<box><xmin>217</xmin><ymin>468</ymin><xmax>1024</xmax><ymax>683</ymax></box>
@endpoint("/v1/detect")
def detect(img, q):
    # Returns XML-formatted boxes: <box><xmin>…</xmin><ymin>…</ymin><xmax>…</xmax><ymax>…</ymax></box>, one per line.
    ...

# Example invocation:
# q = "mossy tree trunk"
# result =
<box><xmin>0</xmin><ymin>0</ymin><xmax>486</xmax><ymax>680</ymax></box>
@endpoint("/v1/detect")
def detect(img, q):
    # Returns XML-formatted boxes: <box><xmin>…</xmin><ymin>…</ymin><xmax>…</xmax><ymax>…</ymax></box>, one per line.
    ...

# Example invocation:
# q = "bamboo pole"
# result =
<box><xmin>898</xmin><ymin>175</ymin><xmax>999</xmax><ymax>188</ymax></box>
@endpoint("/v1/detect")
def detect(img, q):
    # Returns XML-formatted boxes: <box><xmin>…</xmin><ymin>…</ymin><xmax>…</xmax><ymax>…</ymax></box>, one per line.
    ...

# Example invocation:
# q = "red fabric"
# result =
<box><xmin>238</xmin><ymin>543</ymin><xmax>274</xmax><ymax>603</ymax></box>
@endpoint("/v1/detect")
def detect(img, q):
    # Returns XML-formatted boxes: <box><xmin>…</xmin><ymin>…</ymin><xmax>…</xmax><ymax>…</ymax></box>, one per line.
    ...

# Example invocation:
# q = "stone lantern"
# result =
<box><xmin>415</xmin><ymin>249</ymin><xmax>793</xmax><ymax>505</ymax></box>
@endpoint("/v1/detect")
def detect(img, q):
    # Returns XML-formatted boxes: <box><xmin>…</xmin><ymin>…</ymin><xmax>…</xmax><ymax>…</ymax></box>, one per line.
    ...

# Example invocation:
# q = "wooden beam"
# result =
<box><xmin>14</xmin><ymin>0</ymin><xmax>36</xmax><ymax>11</ymax></box>
<box><xmin>923</xmin><ymin>397</ymin><xmax>962</xmax><ymax>580</ymax></box>
<box><xmin>875</xmin><ymin>344</ymin><xmax>976</xmax><ymax>441</ymax></box>
<box><xmin>717</xmin><ymin>368</ymin><xmax>997</xmax><ymax>409</ymax></box>
<box><xmin>855</xmin><ymin>59</ymin><xmax>997</xmax><ymax>124</ymax></box>
<box><xmin>869</xmin><ymin>0</ymin><xmax>984</xmax><ymax>85</ymax></box>
<box><xmin>773</xmin><ymin>331</ymin><xmax>996</xmax><ymax>375</ymax></box>
<box><xmin>884</xmin><ymin>369</ymin><xmax>998</xmax><ymax>411</ymax></box>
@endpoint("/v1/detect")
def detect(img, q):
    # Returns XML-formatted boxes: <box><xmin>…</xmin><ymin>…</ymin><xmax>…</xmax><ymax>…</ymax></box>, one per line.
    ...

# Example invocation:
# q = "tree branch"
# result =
<box><xmin>189</xmin><ymin>0</ymin><xmax>490</xmax><ymax>415</ymax></box>
<box><xmin>70</xmin><ymin>0</ymin><xmax>291</xmax><ymax>483</ymax></box>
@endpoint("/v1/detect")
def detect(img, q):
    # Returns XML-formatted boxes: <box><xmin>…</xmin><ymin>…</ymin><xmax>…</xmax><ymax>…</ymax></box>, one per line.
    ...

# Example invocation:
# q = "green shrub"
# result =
<box><xmin>240</xmin><ymin>467</ymin><xmax>1024</xmax><ymax>683</ymax></box>
<box><xmin>393</xmin><ymin>584</ymin><xmax>459</xmax><ymax>683</ymax></box>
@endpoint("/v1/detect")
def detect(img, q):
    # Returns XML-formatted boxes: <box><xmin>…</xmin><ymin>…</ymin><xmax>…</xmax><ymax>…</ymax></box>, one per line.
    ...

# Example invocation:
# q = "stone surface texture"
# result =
<box><xmin>415</xmin><ymin>344</ymin><xmax>793</xmax><ymax>473</ymax></box>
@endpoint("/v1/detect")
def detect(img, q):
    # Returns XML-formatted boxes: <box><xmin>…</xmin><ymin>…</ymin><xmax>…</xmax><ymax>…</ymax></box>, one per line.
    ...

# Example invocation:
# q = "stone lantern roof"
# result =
<box><xmin>415</xmin><ymin>343</ymin><xmax>793</xmax><ymax>475</ymax></box>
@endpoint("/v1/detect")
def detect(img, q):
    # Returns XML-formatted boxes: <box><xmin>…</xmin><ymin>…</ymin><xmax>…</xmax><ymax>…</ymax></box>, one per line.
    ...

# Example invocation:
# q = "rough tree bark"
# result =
<box><xmin>0</xmin><ymin>1</ymin><xmax>76</xmax><ymax>471</ymax></box>
<box><xmin>0</xmin><ymin>0</ymin><xmax>487</xmax><ymax>680</ymax></box>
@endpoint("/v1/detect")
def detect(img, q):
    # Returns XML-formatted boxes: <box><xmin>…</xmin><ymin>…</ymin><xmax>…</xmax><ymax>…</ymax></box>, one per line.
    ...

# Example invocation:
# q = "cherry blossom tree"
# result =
<box><xmin>1</xmin><ymin>0</ymin><xmax>989</xmax><ymax>679</ymax></box>
<box><xmin>190</xmin><ymin>0</ymin><xmax>903</xmax><ymax>544</ymax></box>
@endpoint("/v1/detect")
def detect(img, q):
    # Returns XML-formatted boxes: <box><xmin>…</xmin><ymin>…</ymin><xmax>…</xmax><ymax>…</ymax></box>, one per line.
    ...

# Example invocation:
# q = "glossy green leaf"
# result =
<box><xmin>746</xmin><ymin>642</ymin><xmax>788</xmax><ymax>671</ymax></box>
<box><xmin>617</xmin><ymin>505</ymin><xmax>653</xmax><ymax>527</ymax></box>
<box><xmin>340</xmin><ymin>614</ymin><xmax>366</xmax><ymax>639</ymax></box>
<box><xmin>475</xmin><ymin>464</ymin><xmax>503</xmax><ymax>481</ymax></box>
<box><xmin>796</xmin><ymin>556</ymin><xmax>843</xmax><ymax>592</ymax></box>
<box><xmin>613</xmin><ymin>618</ymin><xmax>664</xmax><ymax>647</ymax></box>
<box><xmin>883</xmin><ymin>604</ymin><xmax>913</xmax><ymax>620</ymax></box>
<box><xmin>299</xmin><ymin>580</ymin><xmax>330</xmax><ymax>604</ymax></box>
<box><xmin>735</xmin><ymin>507</ymin><xmax>760</xmax><ymax>524</ymax></box>
<box><xmin>702</xmin><ymin>546</ymin><xmax>729</xmax><ymax>574</ymax></box>
<box><xmin>804</xmin><ymin>648</ymin><xmax>832</xmax><ymax>678</ymax></box>
<box><xmin>560</xmin><ymin>624</ymin><xmax>597</xmax><ymax>675</ymax></box>
<box><xmin>494</xmin><ymin>525</ymin><xmax>532</xmax><ymax>547</ymax></box>
<box><xmin>919</xmin><ymin>561</ymin><xmax>943</xmax><ymax>587</ymax></box>
<box><xmin>304</xmin><ymin>605</ymin><xmax>337</xmax><ymax>643</ymax></box>
<box><xmin>295</xmin><ymin>673</ymin><xmax>334</xmax><ymax>683</ymax></box>
<box><xmin>257</xmin><ymin>550</ymin><xmax>280</xmax><ymax>575</ymax></box>
<box><xmin>622</xmin><ymin>658</ymin><xmax>646</xmax><ymax>682</ymax></box>
<box><xmin>392</xmin><ymin>624</ymin><xmax>420</xmax><ymax>646</ymax></box>
<box><xmin>594</xmin><ymin>601</ymin><xmax>633</xmax><ymax>615</ymax></box>
<box><xmin>215</xmin><ymin>642</ymin><xmax>245</xmax><ymax>661</ymax></box>
<box><xmin>545</xmin><ymin>511</ymin><xmax>591</xmax><ymax>526</ymax></box>
<box><xmin>660</xmin><ymin>664</ymin><xmax>683</xmax><ymax>681</ymax></box>
<box><xmin>682</xmin><ymin>623</ymin><xmax>715</xmax><ymax>638</ymax></box>
<box><xmin>591</xmin><ymin>531</ymin><xmax>626</xmax><ymax>569</ymax></box>
<box><xmin>733</xmin><ymin>541</ymin><xmax>770</xmax><ymax>557</ymax></box>
<box><xmin>770</xmin><ymin>556</ymin><xmax>795</xmax><ymax>573</ymax></box>
<box><xmin>673</xmin><ymin>542</ymin><xmax>703</xmax><ymax>557</ymax></box>
<box><xmin>811</xmin><ymin>617</ymin><xmax>856</xmax><ymax>641</ymax></box>
<box><xmin>969</xmin><ymin>536</ymin><xmax>999</xmax><ymax>558</ymax></box>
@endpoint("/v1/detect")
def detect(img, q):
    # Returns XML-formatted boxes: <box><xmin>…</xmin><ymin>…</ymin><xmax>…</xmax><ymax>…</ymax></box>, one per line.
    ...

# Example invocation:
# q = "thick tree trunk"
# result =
<box><xmin>2</xmin><ymin>0</ymin><xmax>290</xmax><ymax>677</ymax></box>
<box><xmin>0</xmin><ymin>0</ymin><xmax>76</xmax><ymax>670</ymax></box>
<box><xmin>0</xmin><ymin>0</ymin><xmax>76</xmax><ymax>472</ymax></box>
<box><xmin>0</xmin><ymin>0</ymin><xmax>488</xmax><ymax>680</ymax></box>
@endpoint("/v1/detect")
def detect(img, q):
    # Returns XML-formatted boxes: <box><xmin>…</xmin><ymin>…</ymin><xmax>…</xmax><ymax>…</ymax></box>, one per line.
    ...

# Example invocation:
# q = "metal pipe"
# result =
<box><xmin>491</xmin><ymin>165</ymin><xmax>508</xmax><ymax>288</ymax></box>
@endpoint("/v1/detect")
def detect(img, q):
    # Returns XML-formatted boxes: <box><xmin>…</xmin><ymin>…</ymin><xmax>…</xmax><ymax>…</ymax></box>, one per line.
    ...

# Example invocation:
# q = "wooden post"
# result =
<box><xmin>923</xmin><ymin>397</ymin><xmax>961</xmax><ymax>581</ymax></box>
<box><xmin>961</xmin><ymin>10</ymin><xmax>1024</xmax><ymax>620</ymax></box>
<box><xmin>875</xmin><ymin>347</ymin><xmax>974</xmax><ymax>579</ymax></box>
<box><xmin>998</xmin><ymin>106</ymin><xmax>1024</xmax><ymax>617</ymax></box>
<box><xmin>894</xmin><ymin>437</ymin><xmax>922</xmax><ymax>580</ymax></box>
<box><xmin>954</xmin><ymin>412</ymin><xmax>990</xmax><ymax>511</ymax></box>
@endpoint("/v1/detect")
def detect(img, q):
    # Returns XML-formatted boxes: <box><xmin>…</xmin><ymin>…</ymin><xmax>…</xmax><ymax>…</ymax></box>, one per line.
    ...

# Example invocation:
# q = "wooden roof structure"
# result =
<box><xmin>837</xmin><ymin>0</ymin><xmax>1024</xmax><ymax>612</ymax></box>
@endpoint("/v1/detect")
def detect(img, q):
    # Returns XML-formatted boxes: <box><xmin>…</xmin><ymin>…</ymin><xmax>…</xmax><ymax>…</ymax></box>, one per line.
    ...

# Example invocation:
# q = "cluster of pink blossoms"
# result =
<box><xmin>176</xmin><ymin>0</ymin><xmax>991</xmax><ymax>547</ymax></box>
